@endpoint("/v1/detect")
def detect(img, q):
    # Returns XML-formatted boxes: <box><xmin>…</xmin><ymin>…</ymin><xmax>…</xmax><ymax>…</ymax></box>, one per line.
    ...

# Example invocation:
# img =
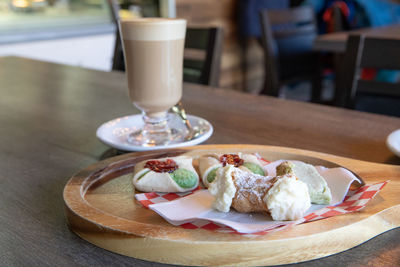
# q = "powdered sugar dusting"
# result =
<box><xmin>233</xmin><ymin>168</ymin><xmax>274</xmax><ymax>188</ymax></box>
<box><xmin>231</xmin><ymin>168</ymin><xmax>275</xmax><ymax>212</ymax></box>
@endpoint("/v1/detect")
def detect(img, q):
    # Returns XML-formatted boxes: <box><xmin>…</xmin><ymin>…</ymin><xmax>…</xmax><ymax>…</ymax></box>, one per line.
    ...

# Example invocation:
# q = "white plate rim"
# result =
<box><xmin>96</xmin><ymin>114</ymin><xmax>213</xmax><ymax>151</ymax></box>
<box><xmin>386</xmin><ymin>129</ymin><xmax>400</xmax><ymax>157</ymax></box>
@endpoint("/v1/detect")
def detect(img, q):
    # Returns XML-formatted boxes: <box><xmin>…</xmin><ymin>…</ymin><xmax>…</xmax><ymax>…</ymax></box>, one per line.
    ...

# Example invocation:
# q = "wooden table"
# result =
<box><xmin>1</xmin><ymin>56</ymin><xmax>399</xmax><ymax>266</ymax></box>
<box><xmin>313</xmin><ymin>24</ymin><xmax>400</xmax><ymax>53</ymax></box>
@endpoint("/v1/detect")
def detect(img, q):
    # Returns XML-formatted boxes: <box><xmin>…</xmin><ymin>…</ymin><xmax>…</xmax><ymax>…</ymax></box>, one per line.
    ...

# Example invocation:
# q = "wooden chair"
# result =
<box><xmin>107</xmin><ymin>0</ymin><xmax>125</xmax><ymax>72</ymax></box>
<box><xmin>182</xmin><ymin>27</ymin><xmax>223</xmax><ymax>87</ymax></box>
<box><xmin>259</xmin><ymin>6</ymin><xmax>322</xmax><ymax>102</ymax></box>
<box><xmin>336</xmin><ymin>35</ymin><xmax>400</xmax><ymax>116</ymax></box>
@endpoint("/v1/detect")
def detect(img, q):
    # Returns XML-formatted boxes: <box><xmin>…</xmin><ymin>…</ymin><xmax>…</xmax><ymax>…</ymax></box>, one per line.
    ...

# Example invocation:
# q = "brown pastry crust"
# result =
<box><xmin>231</xmin><ymin>169</ymin><xmax>276</xmax><ymax>213</ymax></box>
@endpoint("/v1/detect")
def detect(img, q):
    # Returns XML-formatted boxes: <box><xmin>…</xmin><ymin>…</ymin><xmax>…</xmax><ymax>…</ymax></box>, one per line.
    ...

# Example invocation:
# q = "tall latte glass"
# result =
<box><xmin>119</xmin><ymin>18</ymin><xmax>186</xmax><ymax>146</ymax></box>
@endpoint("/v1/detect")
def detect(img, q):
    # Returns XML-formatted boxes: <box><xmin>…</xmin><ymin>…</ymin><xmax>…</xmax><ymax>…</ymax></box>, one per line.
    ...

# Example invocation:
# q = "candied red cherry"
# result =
<box><xmin>144</xmin><ymin>159</ymin><xmax>178</xmax><ymax>173</ymax></box>
<box><xmin>219</xmin><ymin>154</ymin><xmax>244</xmax><ymax>167</ymax></box>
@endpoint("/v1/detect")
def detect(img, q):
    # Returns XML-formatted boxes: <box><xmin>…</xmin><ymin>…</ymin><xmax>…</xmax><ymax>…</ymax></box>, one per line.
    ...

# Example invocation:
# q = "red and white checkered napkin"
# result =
<box><xmin>303</xmin><ymin>181</ymin><xmax>388</xmax><ymax>222</ymax></box>
<box><xmin>136</xmin><ymin>188</ymin><xmax>201</xmax><ymax>209</ymax></box>
<box><xmin>135</xmin><ymin>181</ymin><xmax>388</xmax><ymax>236</ymax></box>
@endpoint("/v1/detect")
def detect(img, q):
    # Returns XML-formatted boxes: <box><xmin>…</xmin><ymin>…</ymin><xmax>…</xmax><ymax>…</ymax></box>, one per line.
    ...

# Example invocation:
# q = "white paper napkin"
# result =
<box><xmin>148</xmin><ymin>161</ymin><xmax>361</xmax><ymax>234</ymax></box>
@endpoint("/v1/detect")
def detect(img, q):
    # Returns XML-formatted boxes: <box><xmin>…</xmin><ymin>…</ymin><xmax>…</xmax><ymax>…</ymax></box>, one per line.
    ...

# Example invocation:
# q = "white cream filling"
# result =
<box><xmin>208</xmin><ymin>165</ymin><xmax>237</xmax><ymax>212</ymax></box>
<box><xmin>264</xmin><ymin>175</ymin><xmax>311</xmax><ymax>221</ymax></box>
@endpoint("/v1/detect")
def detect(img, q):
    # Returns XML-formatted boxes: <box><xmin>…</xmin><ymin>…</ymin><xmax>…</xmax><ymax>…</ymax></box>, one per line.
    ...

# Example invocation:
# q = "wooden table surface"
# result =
<box><xmin>1</xmin><ymin>56</ymin><xmax>400</xmax><ymax>266</ymax></box>
<box><xmin>313</xmin><ymin>24</ymin><xmax>400</xmax><ymax>53</ymax></box>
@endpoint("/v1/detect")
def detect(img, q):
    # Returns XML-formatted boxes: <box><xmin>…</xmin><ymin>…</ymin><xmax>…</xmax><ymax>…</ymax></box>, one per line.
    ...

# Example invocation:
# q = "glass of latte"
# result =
<box><xmin>119</xmin><ymin>18</ymin><xmax>186</xmax><ymax>146</ymax></box>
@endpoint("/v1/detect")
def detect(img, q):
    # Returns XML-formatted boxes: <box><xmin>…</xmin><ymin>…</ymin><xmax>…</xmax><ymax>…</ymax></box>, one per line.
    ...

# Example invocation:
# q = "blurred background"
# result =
<box><xmin>1</xmin><ymin>0</ymin><xmax>400</xmax><ymax>108</ymax></box>
<box><xmin>0</xmin><ymin>0</ymin><xmax>175</xmax><ymax>71</ymax></box>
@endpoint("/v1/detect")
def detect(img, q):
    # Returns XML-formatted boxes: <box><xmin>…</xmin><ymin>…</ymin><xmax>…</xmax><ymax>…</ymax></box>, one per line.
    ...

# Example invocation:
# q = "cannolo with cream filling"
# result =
<box><xmin>199</xmin><ymin>153</ymin><xmax>265</xmax><ymax>187</ymax></box>
<box><xmin>133</xmin><ymin>156</ymin><xmax>199</xmax><ymax>192</ymax></box>
<box><xmin>209</xmin><ymin>164</ymin><xmax>311</xmax><ymax>221</ymax></box>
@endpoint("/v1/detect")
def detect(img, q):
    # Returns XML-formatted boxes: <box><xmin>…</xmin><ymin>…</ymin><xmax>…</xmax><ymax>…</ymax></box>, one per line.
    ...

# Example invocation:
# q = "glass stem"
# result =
<box><xmin>142</xmin><ymin>111</ymin><xmax>170</xmax><ymax>136</ymax></box>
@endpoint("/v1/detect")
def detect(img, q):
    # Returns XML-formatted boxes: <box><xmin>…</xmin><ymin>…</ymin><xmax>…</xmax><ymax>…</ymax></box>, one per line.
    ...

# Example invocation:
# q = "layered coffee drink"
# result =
<box><xmin>119</xmin><ymin>18</ymin><xmax>187</xmax><ymax>146</ymax></box>
<box><xmin>120</xmin><ymin>18</ymin><xmax>186</xmax><ymax>116</ymax></box>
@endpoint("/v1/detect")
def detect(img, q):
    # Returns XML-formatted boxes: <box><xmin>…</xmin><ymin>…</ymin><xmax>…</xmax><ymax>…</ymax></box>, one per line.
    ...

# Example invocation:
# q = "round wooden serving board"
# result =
<box><xmin>63</xmin><ymin>145</ymin><xmax>400</xmax><ymax>266</ymax></box>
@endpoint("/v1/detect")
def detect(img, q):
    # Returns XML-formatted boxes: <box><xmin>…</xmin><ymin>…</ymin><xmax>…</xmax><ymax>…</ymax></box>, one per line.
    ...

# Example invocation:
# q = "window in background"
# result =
<box><xmin>0</xmin><ymin>0</ymin><xmax>114</xmax><ymax>42</ymax></box>
<box><xmin>0</xmin><ymin>0</ymin><xmax>174</xmax><ymax>70</ymax></box>
<box><xmin>0</xmin><ymin>0</ymin><xmax>115</xmax><ymax>70</ymax></box>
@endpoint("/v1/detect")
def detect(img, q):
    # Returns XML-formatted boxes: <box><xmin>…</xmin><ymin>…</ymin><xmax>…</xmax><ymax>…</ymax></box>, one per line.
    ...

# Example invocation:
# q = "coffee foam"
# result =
<box><xmin>120</xmin><ymin>18</ymin><xmax>186</xmax><ymax>41</ymax></box>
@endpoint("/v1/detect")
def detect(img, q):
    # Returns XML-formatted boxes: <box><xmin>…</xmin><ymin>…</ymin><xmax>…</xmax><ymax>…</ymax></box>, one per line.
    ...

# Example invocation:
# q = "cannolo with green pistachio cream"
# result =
<box><xmin>198</xmin><ymin>153</ymin><xmax>265</xmax><ymax>187</ymax></box>
<box><xmin>133</xmin><ymin>156</ymin><xmax>199</xmax><ymax>192</ymax></box>
<box><xmin>276</xmin><ymin>161</ymin><xmax>332</xmax><ymax>205</ymax></box>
